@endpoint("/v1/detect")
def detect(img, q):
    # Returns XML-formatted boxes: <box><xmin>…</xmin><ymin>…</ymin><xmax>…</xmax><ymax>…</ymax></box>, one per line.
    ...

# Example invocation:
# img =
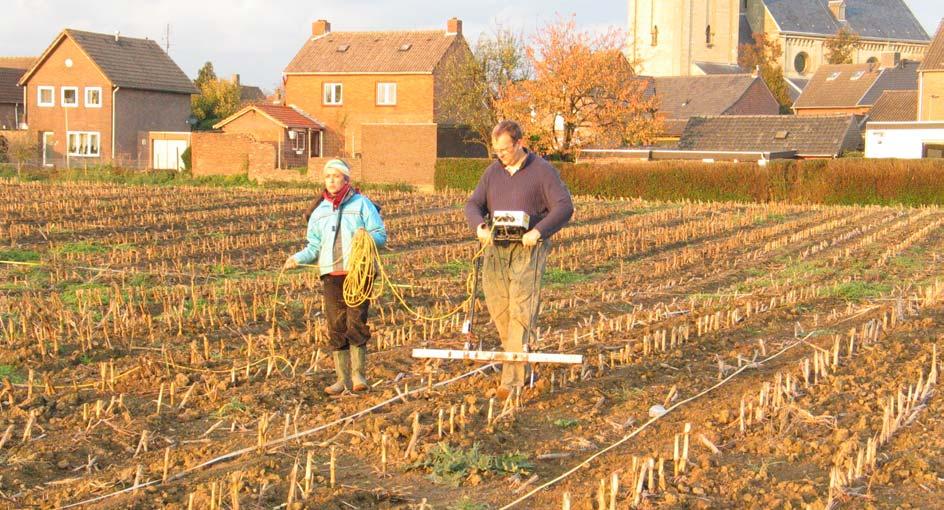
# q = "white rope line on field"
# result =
<box><xmin>498</xmin><ymin>330</ymin><xmax>819</xmax><ymax>510</ymax></box>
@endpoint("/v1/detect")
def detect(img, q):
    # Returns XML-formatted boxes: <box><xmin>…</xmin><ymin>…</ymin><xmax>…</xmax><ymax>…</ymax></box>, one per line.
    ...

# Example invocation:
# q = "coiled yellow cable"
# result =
<box><xmin>342</xmin><ymin>228</ymin><xmax>487</xmax><ymax>321</ymax></box>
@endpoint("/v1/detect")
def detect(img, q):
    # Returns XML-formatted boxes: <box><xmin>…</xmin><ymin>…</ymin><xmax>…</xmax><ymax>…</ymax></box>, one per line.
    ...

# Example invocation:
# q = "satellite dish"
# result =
<box><xmin>288</xmin><ymin>130</ymin><xmax>297</xmax><ymax>140</ymax></box>
<box><xmin>64</xmin><ymin>58</ymin><xmax>73</xmax><ymax>68</ymax></box>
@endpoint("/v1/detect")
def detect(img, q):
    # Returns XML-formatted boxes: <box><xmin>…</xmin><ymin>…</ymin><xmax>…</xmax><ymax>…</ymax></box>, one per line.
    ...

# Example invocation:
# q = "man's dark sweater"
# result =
<box><xmin>465</xmin><ymin>150</ymin><xmax>574</xmax><ymax>238</ymax></box>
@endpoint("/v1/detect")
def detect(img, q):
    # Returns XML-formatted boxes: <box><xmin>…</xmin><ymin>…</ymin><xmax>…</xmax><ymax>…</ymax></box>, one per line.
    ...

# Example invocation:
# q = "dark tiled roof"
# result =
<box><xmin>21</xmin><ymin>30</ymin><xmax>197</xmax><ymax>94</ymax></box>
<box><xmin>286</xmin><ymin>30</ymin><xmax>460</xmax><ymax>74</ymax></box>
<box><xmin>215</xmin><ymin>104</ymin><xmax>323</xmax><ymax>130</ymax></box>
<box><xmin>240</xmin><ymin>85</ymin><xmax>266</xmax><ymax>103</ymax></box>
<box><xmin>786</xmin><ymin>78</ymin><xmax>810</xmax><ymax>102</ymax></box>
<box><xmin>649</xmin><ymin>75</ymin><xmax>765</xmax><ymax>135</ymax></box>
<box><xmin>0</xmin><ymin>69</ymin><xmax>27</xmax><ymax>104</ymax></box>
<box><xmin>66</xmin><ymin>30</ymin><xmax>197</xmax><ymax>94</ymax></box>
<box><xmin>867</xmin><ymin>90</ymin><xmax>917</xmax><ymax>121</ymax></box>
<box><xmin>919</xmin><ymin>20</ymin><xmax>944</xmax><ymax>72</ymax></box>
<box><xmin>794</xmin><ymin>61</ymin><xmax>918</xmax><ymax>109</ymax></box>
<box><xmin>678</xmin><ymin>115</ymin><xmax>861</xmax><ymax>157</ymax></box>
<box><xmin>694</xmin><ymin>62</ymin><xmax>745</xmax><ymax>75</ymax></box>
<box><xmin>651</xmin><ymin>75</ymin><xmax>760</xmax><ymax>115</ymax></box>
<box><xmin>859</xmin><ymin>61</ymin><xmax>919</xmax><ymax>105</ymax></box>
<box><xmin>0</xmin><ymin>57</ymin><xmax>34</xmax><ymax>104</ymax></box>
<box><xmin>762</xmin><ymin>0</ymin><xmax>929</xmax><ymax>41</ymax></box>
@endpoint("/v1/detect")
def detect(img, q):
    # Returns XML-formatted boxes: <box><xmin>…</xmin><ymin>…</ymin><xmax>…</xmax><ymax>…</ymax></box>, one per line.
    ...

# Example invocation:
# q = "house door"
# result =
<box><xmin>42</xmin><ymin>132</ymin><xmax>54</xmax><ymax>167</ymax></box>
<box><xmin>153</xmin><ymin>139</ymin><xmax>189</xmax><ymax>170</ymax></box>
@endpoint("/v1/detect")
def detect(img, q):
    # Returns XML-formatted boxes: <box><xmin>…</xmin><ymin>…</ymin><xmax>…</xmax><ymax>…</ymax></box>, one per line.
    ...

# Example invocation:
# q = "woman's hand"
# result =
<box><xmin>283</xmin><ymin>256</ymin><xmax>299</xmax><ymax>270</ymax></box>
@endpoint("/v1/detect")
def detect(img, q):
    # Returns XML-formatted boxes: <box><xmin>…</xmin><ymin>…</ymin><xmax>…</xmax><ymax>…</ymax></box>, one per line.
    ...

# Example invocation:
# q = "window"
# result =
<box><xmin>826</xmin><ymin>71</ymin><xmax>841</xmax><ymax>81</ymax></box>
<box><xmin>67</xmin><ymin>131</ymin><xmax>100</xmax><ymax>157</ymax></box>
<box><xmin>61</xmin><ymin>86</ymin><xmax>78</xmax><ymax>107</ymax></box>
<box><xmin>850</xmin><ymin>71</ymin><xmax>865</xmax><ymax>81</ymax></box>
<box><xmin>38</xmin><ymin>86</ymin><xmax>55</xmax><ymax>107</ymax></box>
<box><xmin>291</xmin><ymin>130</ymin><xmax>306</xmax><ymax>151</ymax></box>
<box><xmin>85</xmin><ymin>87</ymin><xmax>102</xmax><ymax>107</ymax></box>
<box><xmin>705</xmin><ymin>25</ymin><xmax>713</xmax><ymax>46</ymax></box>
<box><xmin>651</xmin><ymin>26</ymin><xmax>659</xmax><ymax>46</ymax></box>
<box><xmin>376</xmin><ymin>82</ymin><xmax>397</xmax><ymax>105</ymax></box>
<box><xmin>323</xmin><ymin>83</ymin><xmax>342</xmax><ymax>105</ymax></box>
<box><xmin>794</xmin><ymin>52</ymin><xmax>810</xmax><ymax>75</ymax></box>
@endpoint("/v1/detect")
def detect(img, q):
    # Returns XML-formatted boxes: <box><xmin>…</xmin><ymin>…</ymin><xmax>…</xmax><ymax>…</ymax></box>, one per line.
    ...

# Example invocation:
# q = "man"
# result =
<box><xmin>465</xmin><ymin>120</ymin><xmax>574</xmax><ymax>400</ymax></box>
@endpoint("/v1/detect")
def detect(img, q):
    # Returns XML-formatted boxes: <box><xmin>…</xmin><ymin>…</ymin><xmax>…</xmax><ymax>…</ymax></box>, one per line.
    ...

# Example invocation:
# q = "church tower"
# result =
<box><xmin>627</xmin><ymin>0</ymin><xmax>742</xmax><ymax>76</ymax></box>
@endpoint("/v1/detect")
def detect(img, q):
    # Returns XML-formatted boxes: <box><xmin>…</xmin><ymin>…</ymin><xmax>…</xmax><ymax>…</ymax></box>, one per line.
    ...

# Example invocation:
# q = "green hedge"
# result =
<box><xmin>435</xmin><ymin>158</ymin><xmax>944</xmax><ymax>206</ymax></box>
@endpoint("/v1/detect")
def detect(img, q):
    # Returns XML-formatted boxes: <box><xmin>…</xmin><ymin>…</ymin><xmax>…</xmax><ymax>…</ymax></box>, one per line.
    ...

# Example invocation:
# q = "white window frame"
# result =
<box><xmin>67</xmin><ymin>131</ymin><xmax>101</xmax><ymax>157</ymax></box>
<box><xmin>291</xmin><ymin>130</ymin><xmax>306</xmax><ymax>151</ymax></box>
<box><xmin>85</xmin><ymin>87</ymin><xmax>103</xmax><ymax>108</ymax></box>
<box><xmin>38</xmin><ymin>86</ymin><xmax>55</xmax><ymax>107</ymax></box>
<box><xmin>61</xmin><ymin>86</ymin><xmax>79</xmax><ymax>108</ymax></box>
<box><xmin>376</xmin><ymin>82</ymin><xmax>397</xmax><ymax>105</ymax></box>
<box><xmin>323</xmin><ymin>82</ymin><xmax>342</xmax><ymax>105</ymax></box>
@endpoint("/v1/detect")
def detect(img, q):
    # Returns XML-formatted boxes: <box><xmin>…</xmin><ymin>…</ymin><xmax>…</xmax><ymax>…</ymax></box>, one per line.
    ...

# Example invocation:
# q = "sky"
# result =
<box><xmin>2</xmin><ymin>0</ymin><xmax>942</xmax><ymax>92</ymax></box>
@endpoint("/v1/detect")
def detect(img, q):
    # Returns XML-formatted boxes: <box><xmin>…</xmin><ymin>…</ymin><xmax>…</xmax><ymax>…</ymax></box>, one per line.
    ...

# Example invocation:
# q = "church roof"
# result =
<box><xmin>762</xmin><ymin>0</ymin><xmax>929</xmax><ymax>42</ymax></box>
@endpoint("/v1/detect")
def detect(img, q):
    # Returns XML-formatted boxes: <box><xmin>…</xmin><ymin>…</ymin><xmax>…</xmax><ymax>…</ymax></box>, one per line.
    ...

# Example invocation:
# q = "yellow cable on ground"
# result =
<box><xmin>340</xmin><ymin>228</ymin><xmax>487</xmax><ymax>321</ymax></box>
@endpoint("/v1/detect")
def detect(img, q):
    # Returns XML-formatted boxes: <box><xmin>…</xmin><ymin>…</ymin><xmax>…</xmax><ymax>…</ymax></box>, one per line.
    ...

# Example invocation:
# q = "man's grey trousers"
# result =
<box><xmin>481</xmin><ymin>241</ymin><xmax>551</xmax><ymax>389</ymax></box>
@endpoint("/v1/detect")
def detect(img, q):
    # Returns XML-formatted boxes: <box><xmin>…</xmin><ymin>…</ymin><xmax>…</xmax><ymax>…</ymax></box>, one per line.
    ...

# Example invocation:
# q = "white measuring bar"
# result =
<box><xmin>412</xmin><ymin>348</ymin><xmax>583</xmax><ymax>365</ymax></box>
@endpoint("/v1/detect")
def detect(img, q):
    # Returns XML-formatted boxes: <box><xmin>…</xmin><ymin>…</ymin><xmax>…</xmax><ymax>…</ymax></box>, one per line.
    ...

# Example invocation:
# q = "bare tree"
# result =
<box><xmin>4</xmin><ymin>135</ymin><xmax>39</xmax><ymax>178</ymax></box>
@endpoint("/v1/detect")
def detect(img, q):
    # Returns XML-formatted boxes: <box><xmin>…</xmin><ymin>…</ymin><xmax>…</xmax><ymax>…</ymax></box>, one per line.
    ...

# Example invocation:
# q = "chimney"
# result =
<box><xmin>447</xmin><ymin>17</ymin><xmax>462</xmax><ymax>36</ymax></box>
<box><xmin>879</xmin><ymin>52</ymin><xmax>901</xmax><ymax>68</ymax></box>
<box><xmin>312</xmin><ymin>20</ymin><xmax>331</xmax><ymax>37</ymax></box>
<box><xmin>828</xmin><ymin>0</ymin><xmax>846</xmax><ymax>22</ymax></box>
<box><xmin>114</xmin><ymin>31</ymin><xmax>120</xmax><ymax>42</ymax></box>
<box><xmin>231</xmin><ymin>73</ymin><xmax>240</xmax><ymax>86</ymax></box>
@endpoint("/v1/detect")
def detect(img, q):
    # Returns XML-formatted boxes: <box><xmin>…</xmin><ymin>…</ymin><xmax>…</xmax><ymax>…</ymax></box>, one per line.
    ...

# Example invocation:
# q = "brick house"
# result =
<box><xmin>0</xmin><ymin>57</ymin><xmax>34</xmax><ymax>130</ymax></box>
<box><xmin>213</xmin><ymin>103</ymin><xmax>324</xmax><ymax>169</ymax></box>
<box><xmin>793</xmin><ymin>57</ymin><xmax>919</xmax><ymax>117</ymax></box>
<box><xmin>18</xmin><ymin>29</ymin><xmax>197</xmax><ymax>168</ymax></box>
<box><xmin>645</xmin><ymin>74</ymin><xmax>780</xmax><ymax>141</ymax></box>
<box><xmin>282</xmin><ymin>18</ymin><xmax>478</xmax><ymax>185</ymax></box>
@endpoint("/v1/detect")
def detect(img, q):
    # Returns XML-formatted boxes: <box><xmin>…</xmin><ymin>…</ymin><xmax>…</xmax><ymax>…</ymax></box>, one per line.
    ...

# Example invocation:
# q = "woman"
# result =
<box><xmin>284</xmin><ymin>159</ymin><xmax>386</xmax><ymax>395</ymax></box>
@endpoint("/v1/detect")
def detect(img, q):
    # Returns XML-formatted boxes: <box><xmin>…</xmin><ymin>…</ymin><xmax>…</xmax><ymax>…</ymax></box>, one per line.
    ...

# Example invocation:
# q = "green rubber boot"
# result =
<box><xmin>325</xmin><ymin>350</ymin><xmax>352</xmax><ymax>395</ymax></box>
<box><xmin>351</xmin><ymin>345</ymin><xmax>369</xmax><ymax>392</ymax></box>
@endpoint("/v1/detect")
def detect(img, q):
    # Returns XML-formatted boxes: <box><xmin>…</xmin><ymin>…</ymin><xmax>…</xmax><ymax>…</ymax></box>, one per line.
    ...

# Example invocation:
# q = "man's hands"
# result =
<box><xmin>521</xmin><ymin>229</ymin><xmax>542</xmax><ymax>247</ymax></box>
<box><xmin>282</xmin><ymin>256</ymin><xmax>299</xmax><ymax>270</ymax></box>
<box><xmin>476</xmin><ymin>223</ymin><xmax>493</xmax><ymax>245</ymax></box>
